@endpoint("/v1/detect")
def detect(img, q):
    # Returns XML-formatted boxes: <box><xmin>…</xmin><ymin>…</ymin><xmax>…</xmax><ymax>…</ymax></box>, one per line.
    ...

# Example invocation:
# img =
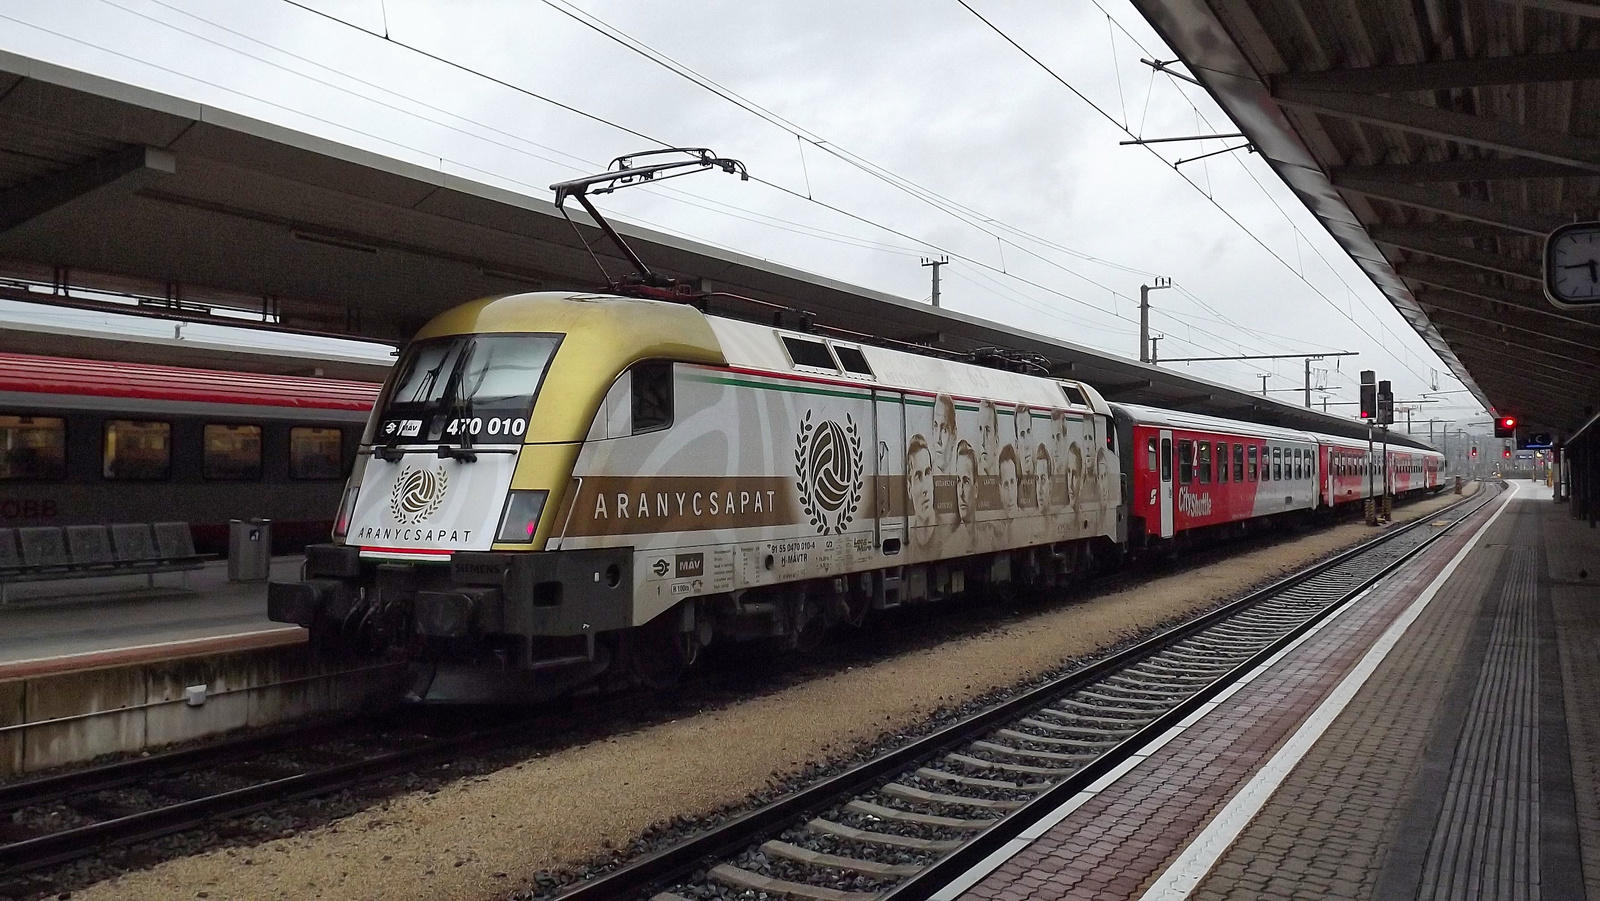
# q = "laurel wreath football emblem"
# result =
<box><xmin>389</xmin><ymin>465</ymin><xmax>449</xmax><ymax>525</ymax></box>
<box><xmin>794</xmin><ymin>410</ymin><xmax>863</xmax><ymax>535</ymax></box>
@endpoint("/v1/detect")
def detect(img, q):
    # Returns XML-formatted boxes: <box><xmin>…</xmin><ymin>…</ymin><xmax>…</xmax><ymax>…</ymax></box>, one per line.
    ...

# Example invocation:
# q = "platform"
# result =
<box><xmin>0</xmin><ymin>556</ymin><xmax>305</xmax><ymax>676</ymax></box>
<box><xmin>950</xmin><ymin>480</ymin><xmax>1598</xmax><ymax>900</ymax></box>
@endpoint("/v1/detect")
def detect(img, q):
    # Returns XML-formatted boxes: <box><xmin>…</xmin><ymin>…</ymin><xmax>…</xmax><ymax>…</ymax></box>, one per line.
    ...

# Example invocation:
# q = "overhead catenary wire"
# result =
<box><xmin>275</xmin><ymin>0</ymin><xmax>1323</xmax><ymax>384</ymax></box>
<box><xmin>1089</xmin><ymin>0</ymin><xmax>1453</xmax><ymax>385</ymax></box>
<box><xmin>956</xmin><ymin>0</ymin><xmax>1447</xmax><ymax>389</ymax></box>
<box><xmin>21</xmin><ymin>1</ymin><xmax>1414</xmax><ymax>401</ymax></box>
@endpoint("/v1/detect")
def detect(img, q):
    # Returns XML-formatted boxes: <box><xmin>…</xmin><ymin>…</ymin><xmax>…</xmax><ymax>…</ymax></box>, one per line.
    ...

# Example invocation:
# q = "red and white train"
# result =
<box><xmin>1113</xmin><ymin>403</ymin><xmax>1445</xmax><ymax>544</ymax></box>
<box><xmin>0</xmin><ymin>352</ymin><xmax>379</xmax><ymax>554</ymax></box>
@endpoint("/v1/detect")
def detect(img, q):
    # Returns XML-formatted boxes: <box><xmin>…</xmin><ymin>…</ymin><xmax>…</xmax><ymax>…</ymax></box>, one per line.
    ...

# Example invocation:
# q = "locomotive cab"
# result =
<box><xmin>267</xmin><ymin>292</ymin><xmax>724</xmax><ymax>701</ymax></box>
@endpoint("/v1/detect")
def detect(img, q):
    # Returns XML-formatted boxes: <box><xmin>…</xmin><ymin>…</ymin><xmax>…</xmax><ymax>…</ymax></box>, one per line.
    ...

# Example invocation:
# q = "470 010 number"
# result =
<box><xmin>445</xmin><ymin>417</ymin><xmax>527</xmax><ymax>438</ymax></box>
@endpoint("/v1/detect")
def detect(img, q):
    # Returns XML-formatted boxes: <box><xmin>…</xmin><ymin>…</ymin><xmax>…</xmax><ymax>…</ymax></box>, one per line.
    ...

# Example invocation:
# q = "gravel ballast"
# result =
<box><xmin>63</xmin><ymin>488</ymin><xmax>1475</xmax><ymax>901</ymax></box>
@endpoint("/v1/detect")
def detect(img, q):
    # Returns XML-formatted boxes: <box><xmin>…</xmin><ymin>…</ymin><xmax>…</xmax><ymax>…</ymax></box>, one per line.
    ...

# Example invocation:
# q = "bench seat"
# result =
<box><xmin>0</xmin><ymin>523</ymin><xmax>213</xmax><ymax>603</ymax></box>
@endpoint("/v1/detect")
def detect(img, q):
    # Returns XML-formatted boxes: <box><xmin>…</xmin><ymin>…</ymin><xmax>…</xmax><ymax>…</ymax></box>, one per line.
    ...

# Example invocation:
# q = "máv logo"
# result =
<box><xmin>794</xmin><ymin>410</ymin><xmax>863</xmax><ymax>535</ymax></box>
<box><xmin>390</xmin><ymin>465</ymin><xmax>449</xmax><ymax>524</ymax></box>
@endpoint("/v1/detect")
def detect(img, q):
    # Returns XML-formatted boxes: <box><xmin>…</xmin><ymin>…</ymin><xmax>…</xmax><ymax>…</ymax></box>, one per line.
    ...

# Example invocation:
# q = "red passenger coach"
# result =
<box><xmin>1316</xmin><ymin>433</ymin><xmax>1445</xmax><ymax>507</ymax></box>
<box><xmin>1112</xmin><ymin>405</ymin><xmax>1321</xmax><ymax>544</ymax></box>
<box><xmin>0</xmin><ymin>353</ymin><xmax>380</xmax><ymax>554</ymax></box>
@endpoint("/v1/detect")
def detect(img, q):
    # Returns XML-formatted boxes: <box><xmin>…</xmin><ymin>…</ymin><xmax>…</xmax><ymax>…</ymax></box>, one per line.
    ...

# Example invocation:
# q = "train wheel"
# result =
<box><xmin>629</xmin><ymin>610</ymin><xmax>692</xmax><ymax>689</ymax></box>
<box><xmin>793</xmin><ymin>596</ymin><xmax>829</xmax><ymax>654</ymax></box>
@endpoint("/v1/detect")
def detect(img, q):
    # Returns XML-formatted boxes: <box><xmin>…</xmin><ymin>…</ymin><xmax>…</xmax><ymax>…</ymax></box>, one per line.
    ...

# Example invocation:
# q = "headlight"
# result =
<box><xmin>333</xmin><ymin>483</ymin><xmax>359</xmax><ymax>538</ymax></box>
<box><xmin>496</xmin><ymin>490</ymin><xmax>548</xmax><ymax>543</ymax></box>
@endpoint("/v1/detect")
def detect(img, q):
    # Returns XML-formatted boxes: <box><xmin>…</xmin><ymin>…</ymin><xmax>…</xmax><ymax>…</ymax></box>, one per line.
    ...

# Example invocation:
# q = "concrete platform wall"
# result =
<box><xmin>0</xmin><ymin>643</ymin><xmax>405</xmax><ymax>776</ymax></box>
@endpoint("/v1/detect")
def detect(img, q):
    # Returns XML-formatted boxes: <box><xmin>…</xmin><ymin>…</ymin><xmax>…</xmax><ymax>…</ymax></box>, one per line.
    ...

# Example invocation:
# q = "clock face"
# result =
<box><xmin>1545</xmin><ymin>221</ymin><xmax>1600</xmax><ymax>308</ymax></box>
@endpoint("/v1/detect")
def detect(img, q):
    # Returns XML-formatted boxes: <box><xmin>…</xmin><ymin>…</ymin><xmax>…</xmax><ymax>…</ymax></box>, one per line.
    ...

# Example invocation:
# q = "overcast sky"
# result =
<box><xmin>1</xmin><ymin>0</ymin><xmax>1491</xmax><ymax>436</ymax></box>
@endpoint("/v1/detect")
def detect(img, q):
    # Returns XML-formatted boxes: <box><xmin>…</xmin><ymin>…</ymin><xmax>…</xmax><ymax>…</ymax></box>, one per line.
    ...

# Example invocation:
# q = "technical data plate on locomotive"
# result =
<box><xmin>641</xmin><ymin>545</ymin><xmax>737</xmax><ymax>598</ymax></box>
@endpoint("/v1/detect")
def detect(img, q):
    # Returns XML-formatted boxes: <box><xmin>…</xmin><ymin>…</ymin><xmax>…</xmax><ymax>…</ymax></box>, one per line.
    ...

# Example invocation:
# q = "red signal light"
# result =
<box><xmin>1500</xmin><ymin>417</ymin><xmax>1516</xmax><ymax>430</ymax></box>
<box><xmin>1503</xmin><ymin>448</ymin><xmax>1511</xmax><ymax>459</ymax></box>
<box><xmin>1494</xmin><ymin>416</ymin><xmax>1518</xmax><ymax>438</ymax></box>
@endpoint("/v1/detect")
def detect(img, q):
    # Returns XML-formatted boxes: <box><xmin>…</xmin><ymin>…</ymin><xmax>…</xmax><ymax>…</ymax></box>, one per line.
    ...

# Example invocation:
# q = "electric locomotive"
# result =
<box><xmin>268</xmin><ymin>291</ymin><xmax>1126</xmax><ymax>701</ymax></box>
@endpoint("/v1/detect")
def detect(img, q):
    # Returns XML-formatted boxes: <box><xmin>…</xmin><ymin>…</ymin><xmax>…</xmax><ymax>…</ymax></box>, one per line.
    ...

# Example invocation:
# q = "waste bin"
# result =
<box><xmin>228</xmin><ymin>518</ymin><xmax>272</xmax><ymax>582</ymax></box>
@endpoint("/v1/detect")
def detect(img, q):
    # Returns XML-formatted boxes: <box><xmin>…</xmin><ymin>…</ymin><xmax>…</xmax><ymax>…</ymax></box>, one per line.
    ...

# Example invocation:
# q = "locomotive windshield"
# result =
<box><xmin>376</xmin><ymin>333</ymin><xmax>561</xmax><ymax>444</ymax></box>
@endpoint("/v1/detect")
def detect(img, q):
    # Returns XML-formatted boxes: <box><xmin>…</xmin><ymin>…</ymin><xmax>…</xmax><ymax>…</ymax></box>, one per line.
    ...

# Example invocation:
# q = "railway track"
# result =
<box><xmin>555</xmin><ymin>487</ymin><xmax>1499</xmax><ymax>901</ymax></box>
<box><xmin>0</xmin><ymin>490</ymin><xmax>1486</xmax><ymax>896</ymax></box>
<box><xmin>0</xmin><ymin>710</ymin><xmax>536</xmax><ymax>886</ymax></box>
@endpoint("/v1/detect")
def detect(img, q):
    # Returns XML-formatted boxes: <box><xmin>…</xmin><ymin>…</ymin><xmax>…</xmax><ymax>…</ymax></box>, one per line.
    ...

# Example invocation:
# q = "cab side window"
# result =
<box><xmin>631</xmin><ymin>362</ymin><xmax>673</xmax><ymax>433</ymax></box>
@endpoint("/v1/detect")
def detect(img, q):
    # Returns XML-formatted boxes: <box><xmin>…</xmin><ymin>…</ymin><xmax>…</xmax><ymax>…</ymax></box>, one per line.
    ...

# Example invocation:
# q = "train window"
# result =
<box><xmin>1197</xmin><ymin>442</ymin><xmax>1212</xmax><ymax>484</ymax></box>
<box><xmin>202</xmin><ymin>424</ymin><xmax>262</xmax><ymax>480</ymax></box>
<box><xmin>289</xmin><ymin>427</ymin><xmax>344</xmax><ymax>479</ymax></box>
<box><xmin>1292</xmin><ymin>449</ymin><xmax>1301</xmax><ymax>480</ymax></box>
<box><xmin>1233</xmin><ymin>443</ymin><xmax>1245</xmax><ymax>482</ymax></box>
<box><xmin>384</xmin><ymin>334</ymin><xmax>561</xmax><ymax>444</ymax></box>
<box><xmin>0</xmin><ymin>415</ymin><xmax>66</xmax><ymax>481</ymax></box>
<box><xmin>1060</xmin><ymin>384</ymin><xmax>1088</xmax><ymax>407</ymax></box>
<box><xmin>1247</xmin><ymin>445</ymin><xmax>1258</xmax><ymax>481</ymax></box>
<box><xmin>104</xmin><ymin>420</ymin><xmax>171</xmax><ymax>481</ymax></box>
<box><xmin>631</xmin><ymin>361</ymin><xmax>674</xmax><ymax>433</ymax></box>
<box><xmin>1160</xmin><ymin>437</ymin><xmax>1172</xmax><ymax>482</ymax></box>
<box><xmin>781</xmin><ymin>336</ymin><xmax>838</xmax><ymax>372</ymax></box>
<box><xmin>1178</xmin><ymin>440</ymin><xmax>1194</xmax><ymax>484</ymax></box>
<box><xmin>1146</xmin><ymin>436</ymin><xmax>1157</xmax><ymax>471</ymax></box>
<box><xmin>1272</xmin><ymin>447</ymin><xmax>1282</xmax><ymax>481</ymax></box>
<box><xmin>1217</xmin><ymin>443</ymin><xmax>1229</xmax><ymax>482</ymax></box>
<box><xmin>833</xmin><ymin>345</ymin><xmax>874</xmax><ymax>377</ymax></box>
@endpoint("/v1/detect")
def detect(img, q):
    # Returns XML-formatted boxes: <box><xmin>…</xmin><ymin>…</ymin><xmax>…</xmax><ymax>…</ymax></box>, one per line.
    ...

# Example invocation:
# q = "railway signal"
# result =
<box><xmin>1359</xmin><ymin>370</ymin><xmax>1377</xmax><ymax>419</ymax></box>
<box><xmin>1494</xmin><ymin>415</ymin><xmax>1517</xmax><ymax>438</ymax></box>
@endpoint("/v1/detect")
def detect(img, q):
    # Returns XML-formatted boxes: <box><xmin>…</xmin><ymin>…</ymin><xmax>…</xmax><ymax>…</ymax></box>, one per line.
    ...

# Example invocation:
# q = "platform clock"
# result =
<box><xmin>1544</xmin><ymin>221</ymin><xmax>1600</xmax><ymax>308</ymax></box>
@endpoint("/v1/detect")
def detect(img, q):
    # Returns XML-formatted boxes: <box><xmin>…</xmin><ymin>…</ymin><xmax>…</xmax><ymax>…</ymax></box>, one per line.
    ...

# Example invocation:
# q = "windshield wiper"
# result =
<box><xmin>441</xmin><ymin>340</ymin><xmax>479</xmax><ymax>462</ymax></box>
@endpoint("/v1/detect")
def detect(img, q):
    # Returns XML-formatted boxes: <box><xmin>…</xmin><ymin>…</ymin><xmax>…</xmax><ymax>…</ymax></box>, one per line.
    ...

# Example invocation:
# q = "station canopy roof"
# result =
<box><xmin>1132</xmin><ymin>0</ymin><xmax>1600</xmax><ymax>438</ymax></box>
<box><xmin>0</xmin><ymin>48</ymin><xmax>1437</xmax><ymax>450</ymax></box>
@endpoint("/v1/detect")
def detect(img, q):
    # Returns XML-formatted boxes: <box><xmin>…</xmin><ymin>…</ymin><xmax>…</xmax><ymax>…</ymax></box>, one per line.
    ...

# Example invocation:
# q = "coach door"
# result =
<box><xmin>1159</xmin><ymin>430</ymin><xmax>1175</xmax><ymax>538</ymax></box>
<box><xmin>872</xmin><ymin>390</ymin><xmax>907</xmax><ymax>555</ymax></box>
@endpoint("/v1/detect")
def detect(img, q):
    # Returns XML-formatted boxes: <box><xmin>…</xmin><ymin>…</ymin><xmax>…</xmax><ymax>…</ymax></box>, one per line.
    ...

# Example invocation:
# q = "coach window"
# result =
<box><xmin>1146</xmin><ymin>436</ymin><xmax>1157</xmax><ymax>471</ymax></box>
<box><xmin>289</xmin><ymin>427</ymin><xmax>344</xmax><ymax>480</ymax></box>
<box><xmin>104</xmin><ymin>420</ymin><xmax>171</xmax><ymax>481</ymax></box>
<box><xmin>1233</xmin><ymin>443</ymin><xmax>1245</xmax><ymax>482</ymax></box>
<box><xmin>0</xmin><ymin>415</ymin><xmax>66</xmax><ymax>481</ymax></box>
<box><xmin>1218</xmin><ymin>443</ymin><xmax>1230</xmax><ymax>482</ymax></box>
<box><xmin>1293</xmin><ymin>449</ymin><xmax>1302</xmax><ymax>480</ymax></box>
<box><xmin>1271</xmin><ymin>447</ymin><xmax>1282</xmax><ymax>481</ymax></box>
<box><xmin>631</xmin><ymin>361</ymin><xmax>674</xmax><ymax>433</ymax></box>
<box><xmin>1197</xmin><ymin>441</ymin><xmax>1212</xmax><ymax>484</ymax></box>
<box><xmin>203</xmin><ymin>424</ymin><xmax>262</xmax><ymax>480</ymax></box>
<box><xmin>1247</xmin><ymin>445</ymin><xmax>1258</xmax><ymax>481</ymax></box>
<box><xmin>1178</xmin><ymin>439</ymin><xmax>1194</xmax><ymax>484</ymax></box>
